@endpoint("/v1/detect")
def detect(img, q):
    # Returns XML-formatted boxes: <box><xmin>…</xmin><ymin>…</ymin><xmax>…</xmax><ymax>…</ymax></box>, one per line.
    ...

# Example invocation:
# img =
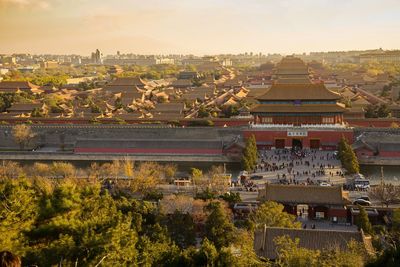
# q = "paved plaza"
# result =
<box><xmin>250</xmin><ymin>149</ymin><xmax>346</xmax><ymax>187</ymax></box>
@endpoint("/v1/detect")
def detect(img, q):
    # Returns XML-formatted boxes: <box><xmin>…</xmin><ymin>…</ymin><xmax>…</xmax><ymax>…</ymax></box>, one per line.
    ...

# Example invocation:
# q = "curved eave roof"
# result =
<box><xmin>256</xmin><ymin>83</ymin><xmax>341</xmax><ymax>101</ymax></box>
<box><xmin>250</xmin><ymin>103</ymin><xmax>347</xmax><ymax>113</ymax></box>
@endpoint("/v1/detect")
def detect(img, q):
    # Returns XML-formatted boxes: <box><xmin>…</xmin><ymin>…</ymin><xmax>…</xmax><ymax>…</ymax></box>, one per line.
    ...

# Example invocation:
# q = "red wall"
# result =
<box><xmin>355</xmin><ymin>148</ymin><xmax>375</xmax><ymax>157</ymax></box>
<box><xmin>328</xmin><ymin>208</ymin><xmax>348</xmax><ymax>218</ymax></box>
<box><xmin>74</xmin><ymin>147</ymin><xmax>222</xmax><ymax>155</ymax></box>
<box><xmin>243</xmin><ymin>129</ymin><xmax>354</xmax><ymax>149</ymax></box>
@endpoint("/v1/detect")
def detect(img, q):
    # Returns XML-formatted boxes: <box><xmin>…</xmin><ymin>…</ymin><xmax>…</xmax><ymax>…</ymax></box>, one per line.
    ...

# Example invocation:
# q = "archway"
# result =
<box><xmin>297</xmin><ymin>204</ymin><xmax>309</xmax><ymax>219</ymax></box>
<box><xmin>292</xmin><ymin>139</ymin><xmax>303</xmax><ymax>150</ymax></box>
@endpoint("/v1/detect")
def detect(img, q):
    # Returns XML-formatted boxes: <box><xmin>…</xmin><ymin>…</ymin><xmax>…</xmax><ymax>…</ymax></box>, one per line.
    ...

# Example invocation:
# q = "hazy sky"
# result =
<box><xmin>1</xmin><ymin>0</ymin><xmax>400</xmax><ymax>56</ymax></box>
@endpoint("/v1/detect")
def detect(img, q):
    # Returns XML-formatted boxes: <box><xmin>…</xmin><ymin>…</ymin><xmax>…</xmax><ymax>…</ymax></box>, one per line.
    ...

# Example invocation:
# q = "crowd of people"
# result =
<box><xmin>254</xmin><ymin>148</ymin><xmax>345</xmax><ymax>185</ymax></box>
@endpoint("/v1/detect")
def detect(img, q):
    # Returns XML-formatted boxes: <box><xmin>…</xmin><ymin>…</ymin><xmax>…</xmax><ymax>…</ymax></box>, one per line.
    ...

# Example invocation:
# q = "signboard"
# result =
<box><xmin>287</xmin><ymin>131</ymin><xmax>308</xmax><ymax>137</ymax></box>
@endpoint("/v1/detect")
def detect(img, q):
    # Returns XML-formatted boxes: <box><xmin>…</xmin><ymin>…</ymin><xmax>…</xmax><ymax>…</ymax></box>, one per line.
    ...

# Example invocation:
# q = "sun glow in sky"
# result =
<box><xmin>1</xmin><ymin>0</ymin><xmax>400</xmax><ymax>55</ymax></box>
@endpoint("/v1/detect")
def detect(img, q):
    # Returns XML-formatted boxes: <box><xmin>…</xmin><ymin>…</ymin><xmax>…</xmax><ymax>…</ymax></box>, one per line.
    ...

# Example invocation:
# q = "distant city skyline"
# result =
<box><xmin>1</xmin><ymin>0</ymin><xmax>400</xmax><ymax>56</ymax></box>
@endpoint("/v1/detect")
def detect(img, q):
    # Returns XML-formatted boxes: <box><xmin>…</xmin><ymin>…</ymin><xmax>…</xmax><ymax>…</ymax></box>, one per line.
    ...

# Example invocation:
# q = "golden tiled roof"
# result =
<box><xmin>257</xmin><ymin>83</ymin><xmax>341</xmax><ymax>100</ymax></box>
<box><xmin>250</xmin><ymin>103</ymin><xmax>347</xmax><ymax>113</ymax></box>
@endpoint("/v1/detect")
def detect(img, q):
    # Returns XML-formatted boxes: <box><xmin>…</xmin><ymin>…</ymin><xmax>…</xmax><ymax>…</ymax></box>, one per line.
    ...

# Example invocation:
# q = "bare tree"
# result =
<box><xmin>0</xmin><ymin>160</ymin><xmax>24</xmax><ymax>178</ymax></box>
<box><xmin>369</xmin><ymin>182</ymin><xmax>400</xmax><ymax>207</ymax></box>
<box><xmin>206</xmin><ymin>165</ymin><xmax>230</xmax><ymax>194</ymax></box>
<box><xmin>12</xmin><ymin>124</ymin><xmax>36</xmax><ymax>150</ymax></box>
<box><xmin>160</xmin><ymin>195</ymin><xmax>194</xmax><ymax>214</ymax></box>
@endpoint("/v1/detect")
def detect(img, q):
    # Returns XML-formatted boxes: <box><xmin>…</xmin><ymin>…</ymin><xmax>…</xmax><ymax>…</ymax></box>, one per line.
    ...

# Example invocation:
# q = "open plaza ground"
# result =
<box><xmin>248</xmin><ymin>149</ymin><xmax>346</xmax><ymax>187</ymax></box>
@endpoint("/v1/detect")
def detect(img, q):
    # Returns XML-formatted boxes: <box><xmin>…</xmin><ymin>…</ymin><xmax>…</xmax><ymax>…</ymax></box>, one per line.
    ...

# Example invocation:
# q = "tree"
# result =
<box><xmin>163</xmin><ymin>163</ymin><xmax>177</xmax><ymax>183</ymax></box>
<box><xmin>274</xmin><ymin>235</ymin><xmax>319</xmax><ymax>267</ymax></box>
<box><xmin>197</xmin><ymin>106</ymin><xmax>210</xmax><ymax>118</ymax></box>
<box><xmin>0</xmin><ymin>160</ymin><xmax>24</xmax><ymax>178</ymax></box>
<box><xmin>204</xmin><ymin>202</ymin><xmax>236</xmax><ymax>249</ymax></box>
<box><xmin>367</xmin><ymin>246</ymin><xmax>400</xmax><ymax>267</ymax></box>
<box><xmin>12</xmin><ymin>124</ymin><xmax>36</xmax><ymax>150</ymax></box>
<box><xmin>377</xmin><ymin>103</ymin><xmax>391</xmax><ymax>118</ymax></box>
<box><xmin>50</xmin><ymin>162</ymin><xmax>76</xmax><ymax>178</ymax></box>
<box><xmin>249</xmin><ymin>201</ymin><xmax>301</xmax><ymax>231</ymax></box>
<box><xmin>222</xmin><ymin>105</ymin><xmax>239</xmax><ymax>118</ymax></box>
<box><xmin>160</xmin><ymin>194</ymin><xmax>193</xmax><ymax>214</ymax></box>
<box><xmin>392</xmin><ymin>208</ymin><xmax>400</xmax><ymax>233</ymax></box>
<box><xmin>274</xmin><ymin>236</ymin><xmax>367</xmax><ymax>267</ymax></box>
<box><xmin>31</xmin><ymin>162</ymin><xmax>51</xmax><ymax>178</ymax></box>
<box><xmin>206</xmin><ymin>165</ymin><xmax>231</xmax><ymax>194</ymax></box>
<box><xmin>365</xmin><ymin>105</ymin><xmax>379</xmax><ymax>118</ymax></box>
<box><xmin>338</xmin><ymin>137</ymin><xmax>359</xmax><ymax>174</ymax></box>
<box><xmin>131</xmin><ymin>162</ymin><xmax>160</xmax><ymax>195</ymax></box>
<box><xmin>0</xmin><ymin>179</ymin><xmax>38</xmax><ymax>255</ymax></box>
<box><xmin>195</xmin><ymin>238</ymin><xmax>219</xmax><ymax>266</ymax></box>
<box><xmin>365</xmin><ymin>104</ymin><xmax>391</xmax><ymax>118</ymax></box>
<box><xmin>369</xmin><ymin>183</ymin><xmax>400</xmax><ymax>207</ymax></box>
<box><xmin>31</xmin><ymin>107</ymin><xmax>44</xmax><ymax>117</ymax></box>
<box><xmin>241</xmin><ymin>135</ymin><xmax>258</xmax><ymax>172</ymax></box>
<box><xmin>355</xmin><ymin>205</ymin><xmax>373</xmax><ymax>235</ymax></box>
<box><xmin>165</xmin><ymin>210</ymin><xmax>196</xmax><ymax>248</ymax></box>
<box><xmin>191</xmin><ymin>168</ymin><xmax>204</xmax><ymax>189</ymax></box>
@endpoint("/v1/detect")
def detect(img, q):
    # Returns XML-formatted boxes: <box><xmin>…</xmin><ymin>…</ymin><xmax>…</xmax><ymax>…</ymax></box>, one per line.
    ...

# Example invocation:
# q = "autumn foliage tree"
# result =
<box><xmin>12</xmin><ymin>124</ymin><xmax>36</xmax><ymax>150</ymax></box>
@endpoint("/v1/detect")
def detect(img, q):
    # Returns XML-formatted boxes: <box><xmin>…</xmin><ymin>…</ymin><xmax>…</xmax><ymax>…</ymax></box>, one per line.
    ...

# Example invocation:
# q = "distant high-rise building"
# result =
<box><xmin>91</xmin><ymin>49</ymin><xmax>102</xmax><ymax>64</ymax></box>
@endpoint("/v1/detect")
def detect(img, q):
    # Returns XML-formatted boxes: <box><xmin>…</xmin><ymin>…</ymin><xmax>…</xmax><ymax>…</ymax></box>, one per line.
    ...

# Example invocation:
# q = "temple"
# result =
<box><xmin>251</xmin><ymin>83</ymin><xmax>346</xmax><ymax>125</ymax></box>
<box><xmin>251</xmin><ymin>56</ymin><xmax>346</xmax><ymax>126</ymax></box>
<box><xmin>246</xmin><ymin>56</ymin><xmax>353</xmax><ymax>150</ymax></box>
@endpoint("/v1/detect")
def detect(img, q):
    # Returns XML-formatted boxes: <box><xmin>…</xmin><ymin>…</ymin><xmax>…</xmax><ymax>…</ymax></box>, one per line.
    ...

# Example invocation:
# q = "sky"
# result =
<box><xmin>0</xmin><ymin>0</ymin><xmax>400</xmax><ymax>56</ymax></box>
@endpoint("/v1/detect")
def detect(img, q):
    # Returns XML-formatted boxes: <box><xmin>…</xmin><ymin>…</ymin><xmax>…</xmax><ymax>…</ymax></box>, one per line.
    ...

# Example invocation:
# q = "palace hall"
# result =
<box><xmin>245</xmin><ymin>56</ymin><xmax>353</xmax><ymax>150</ymax></box>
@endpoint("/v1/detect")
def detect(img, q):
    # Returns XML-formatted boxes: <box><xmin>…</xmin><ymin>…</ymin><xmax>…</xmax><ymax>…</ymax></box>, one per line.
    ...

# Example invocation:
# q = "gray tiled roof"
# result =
<box><xmin>260</xmin><ymin>184</ymin><xmax>348</xmax><ymax>205</ymax></box>
<box><xmin>254</xmin><ymin>227</ymin><xmax>367</xmax><ymax>260</ymax></box>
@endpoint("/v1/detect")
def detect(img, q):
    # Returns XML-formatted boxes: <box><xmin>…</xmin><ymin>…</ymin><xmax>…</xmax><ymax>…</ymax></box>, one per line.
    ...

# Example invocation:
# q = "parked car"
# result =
<box><xmin>250</xmin><ymin>175</ymin><xmax>263</xmax><ymax>180</ymax></box>
<box><xmin>319</xmin><ymin>182</ymin><xmax>332</xmax><ymax>187</ymax></box>
<box><xmin>353</xmin><ymin>199</ymin><xmax>372</xmax><ymax>206</ymax></box>
<box><xmin>359</xmin><ymin>196</ymin><xmax>370</xmax><ymax>201</ymax></box>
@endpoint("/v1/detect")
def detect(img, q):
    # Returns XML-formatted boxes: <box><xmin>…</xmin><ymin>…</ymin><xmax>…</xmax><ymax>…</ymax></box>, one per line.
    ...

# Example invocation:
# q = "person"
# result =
<box><xmin>0</xmin><ymin>251</ymin><xmax>21</xmax><ymax>267</ymax></box>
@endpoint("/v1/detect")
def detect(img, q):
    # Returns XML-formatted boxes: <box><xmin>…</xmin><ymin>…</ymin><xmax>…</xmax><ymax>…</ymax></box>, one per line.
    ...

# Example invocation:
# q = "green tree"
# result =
<box><xmin>365</xmin><ymin>105</ymin><xmax>378</xmax><ymax>118</ymax></box>
<box><xmin>366</xmin><ymin>245</ymin><xmax>400</xmax><ymax>267</ymax></box>
<box><xmin>204</xmin><ymin>202</ymin><xmax>236</xmax><ymax>249</ymax></box>
<box><xmin>198</xmin><ymin>106</ymin><xmax>210</xmax><ymax>118</ymax></box>
<box><xmin>194</xmin><ymin>238</ymin><xmax>219</xmax><ymax>266</ymax></box>
<box><xmin>31</xmin><ymin>107</ymin><xmax>44</xmax><ymax>117</ymax></box>
<box><xmin>355</xmin><ymin>205</ymin><xmax>374</xmax><ymax>235</ymax></box>
<box><xmin>274</xmin><ymin>235</ymin><xmax>319</xmax><ymax>266</ymax></box>
<box><xmin>0</xmin><ymin>179</ymin><xmax>38</xmax><ymax>255</ymax></box>
<box><xmin>222</xmin><ymin>105</ymin><xmax>239</xmax><ymax>118</ymax></box>
<box><xmin>241</xmin><ymin>135</ymin><xmax>258</xmax><ymax>171</ymax></box>
<box><xmin>165</xmin><ymin>211</ymin><xmax>196</xmax><ymax>248</ymax></box>
<box><xmin>249</xmin><ymin>201</ymin><xmax>301</xmax><ymax>231</ymax></box>
<box><xmin>274</xmin><ymin>236</ymin><xmax>366</xmax><ymax>267</ymax></box>
<box><xmin>338</xmin><ymin>137</ymin><xmax>359</xmax><ymax>174</ymax></box>
<box><xmin>23</xmin><ymin>182</ymin><xmax>140</xmax><ymax>266</ymax></box>
<box><xmin>377</xmin><ymin>103</ymin><xmax>390</xmax><ymax>118</ymax></box>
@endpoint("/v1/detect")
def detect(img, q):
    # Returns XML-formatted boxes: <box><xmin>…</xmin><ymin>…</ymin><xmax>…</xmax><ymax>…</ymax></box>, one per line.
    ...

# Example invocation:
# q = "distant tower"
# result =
<box><xmin>91</xmin><ymin>49</ymin><xmax>102</xmax><ymax>64</ymax></box>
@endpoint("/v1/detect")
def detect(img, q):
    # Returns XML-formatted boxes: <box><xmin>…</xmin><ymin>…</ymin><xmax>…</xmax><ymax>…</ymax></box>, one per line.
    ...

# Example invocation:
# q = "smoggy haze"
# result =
<box><xmin>1</xmin><ymin>0</ymin><xmax>400</xmax><ymax>55</ymax></box>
